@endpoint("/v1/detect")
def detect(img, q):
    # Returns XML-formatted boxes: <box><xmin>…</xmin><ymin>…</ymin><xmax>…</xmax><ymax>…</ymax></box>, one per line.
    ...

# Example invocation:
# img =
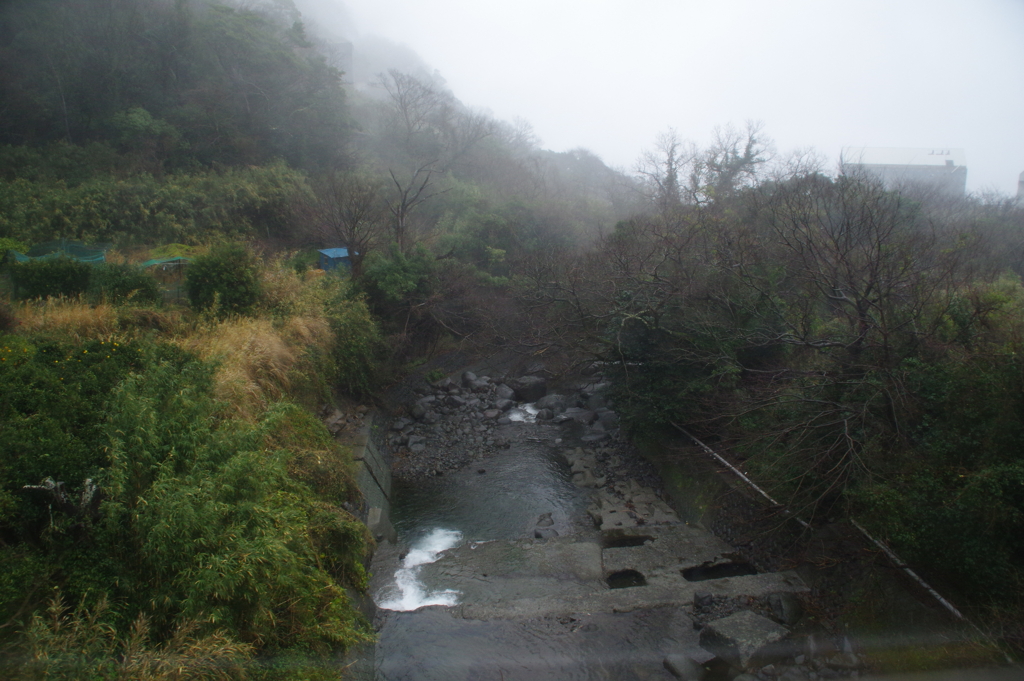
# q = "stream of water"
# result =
<box><xmin>375</xmin><ymin>422</ymin><xmax>591</xmax><ymax>612</ymax></box>
<box><xmin>371</xmin><ymin>420</ymin><xmax>652</xmax><ymax>680</ymax></box>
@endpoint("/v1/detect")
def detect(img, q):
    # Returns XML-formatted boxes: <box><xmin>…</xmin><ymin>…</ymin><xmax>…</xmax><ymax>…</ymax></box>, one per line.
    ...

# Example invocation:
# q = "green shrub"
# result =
<box><xmin>2</xmin><ymin>336</ymin><xmax>372</xmax><ymax>660</ymax></box>
<box><xmin>287</xmin><ymin>249</ymin><xmax>319</xmax><ymax>273</ymax></box>
<box><xmin>89</xmin><ymin>263</ymin><xmax>162</xmax><ymax>304</ymax></box>
<box><xmin>317</xmin><ymin>277</ymin><xmax>381</xmax><ymax>396</ymax></box>
<box><xmin>0</xmin><ymin>336</ymin><xmax>145</xmax><ymax>537</ymax></box>
<box><xmin>15</xmin><ymin>593</ymin><xmax>253</xmax><ymax>681</ymax></box>
<box><xmin>0</xmin><ymin>300</ymin><xmax>16</xmax><ymax>333</ymax></box>
<box><xmin>0</xmin><ymin>237</ymin><xmax>28</xmax><ymax>262</ymax></box>
<box><xmin>9</xmin><ymin>256</ymin><xmax>92</xmax><ymax>299</ymax></box>
<box><xmin>0</xmin><ymin>164</ymin><xmax>310</xmax><ymax>245</ymax></box>
<box><xmin>185</xmin><ymin>244</ymin><xmax>262</xmax><ymax>315</ymax></box>
<box><xmin>359</xmin><ymin>246</ymin><xmax>435</xmax><ymax>311</ymax></box>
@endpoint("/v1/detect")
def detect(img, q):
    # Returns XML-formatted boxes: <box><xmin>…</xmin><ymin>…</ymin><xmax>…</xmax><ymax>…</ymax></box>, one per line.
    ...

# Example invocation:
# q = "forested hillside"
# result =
<box><xmin>0</xmin><ymin>1</ymin><xmax>633</xmax><ymax>678</ymax></box>
<box><xmin>2</xmin><ymin>0</ymin><xmax>1024</xmax><ymax>676</ymax></box>
<box><xmin>517</xmin><ymin>128</ymin><xmax>1024</xmax><ymax>649</ymax></box>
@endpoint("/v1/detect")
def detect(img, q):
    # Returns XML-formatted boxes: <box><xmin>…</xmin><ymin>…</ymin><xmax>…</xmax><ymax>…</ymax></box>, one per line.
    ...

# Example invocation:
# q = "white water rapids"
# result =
<box><xmin>377</xmin><ymin>528</ymin><xmax>463</xmax><ymax>611</ymax></box>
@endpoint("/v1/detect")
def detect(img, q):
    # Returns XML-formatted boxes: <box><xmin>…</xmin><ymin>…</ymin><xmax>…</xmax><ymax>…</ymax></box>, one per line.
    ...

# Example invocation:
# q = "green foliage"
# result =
<box><xmin>14</xmin><ymin>593</ymin><xmax>253</xmax><ymax>681</ymax></box>
<box><xmin>843</xmin><ymin>352</ymin><xmax>1024</xmax><ymax>598</ymax></box>
<box><xmin>0</xmin><ymin>143</ymin><xmax>123</xmax><ymax>186</ymax></box>
<box><xmin>150</xmin><ymin>243</ymin><xmax>196</xmax><ymax>259</ymax></box>
<box><xmin>1</xmin><ymin>334</ymin><xmax>373</xmax><ymax>674</ymax></box>
<box><xmin>0</xmin><ymin>0</ymin><xmax>350</xmax><ymax>171</ymax></box>
<box><xmin>317</xmin><ymin>277</ymin><xmax>383</xmax><ymax>396</ymax></box>
<box><xmin>0</xmin><ymin>336</ymin><xmax>145</xmax><ymax>537</ymax></box>
<box><xmin>89</xmin><ymin>263</ymin><xmax>161</xmax><ymax>305</ymax></box>
<box><xmin>286</xmin><ymin>249</ymin><xmax>320</xmax><ymax>274</ymax></box>
<box><xmin>0</xmin><ymin>237</ymin><xmax>28</xmax><ymax>261</ymax></box>
<box><xmin>101</xmin><ymin>359</ymin><xmax>371</xmax><ymax>651</ymax></box>
<box><xmin>186</xmin><ymin>244</ymin><xmax>263</xmax><ymax>315</ymax></box>
<box><xmin>360</xmin><ymin>246</ymin><xmax>435</xmax><ymax>310</ymax></box>
<box><xmin>0</xmin><ymin>299</ymin><xmax>17</xmax><ymax>333</ymax></box>
<box><xmin>9</xmin><ymin>256</ymin><xmax>92</xmax><ymax>299</ymax></box>
<box><xmin>0</xmin><ymin>163</ymin><xmax>310</xmax><ymax>246</ymax></box>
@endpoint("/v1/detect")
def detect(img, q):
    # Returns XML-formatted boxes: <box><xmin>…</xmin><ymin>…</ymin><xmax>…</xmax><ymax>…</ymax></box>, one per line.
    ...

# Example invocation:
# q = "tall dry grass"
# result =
<box><xmin>176</xmin><ymin>315</ymin><xmax>334</xmax><ymax>420</ymax></box>
<box><xmin>12</xmin><ymin>296</ymin><xmax>118</xmax><ymax>341</ymax></box>
<box><xmin>5</xmin><ymin>256</ymin><xmax>359</xmax><ymax>419</ymax></box>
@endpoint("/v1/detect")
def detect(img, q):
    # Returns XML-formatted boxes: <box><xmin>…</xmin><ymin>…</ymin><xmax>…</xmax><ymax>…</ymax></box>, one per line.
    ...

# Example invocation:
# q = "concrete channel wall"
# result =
<box><xmin>351</xmin><ymin>409</ymin><xmax>397</xmax><ymax>544</ymax></box>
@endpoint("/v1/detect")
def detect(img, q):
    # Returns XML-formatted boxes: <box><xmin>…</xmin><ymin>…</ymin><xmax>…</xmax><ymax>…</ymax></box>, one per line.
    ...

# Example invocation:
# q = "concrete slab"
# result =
<box><xmin>601</xmin><ymin>524</ymin><xmax>738</xmax><ymax>585</ymax></box>
<box><xmin>699</xmin><ymin>610</ymin><xmax>792</xmax><ymax>669</ymax></box>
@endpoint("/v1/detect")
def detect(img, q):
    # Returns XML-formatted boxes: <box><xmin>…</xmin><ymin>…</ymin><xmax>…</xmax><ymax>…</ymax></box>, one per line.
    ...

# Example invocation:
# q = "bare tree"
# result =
<box><xmin>385</xmin><ymin>163</ymin><xmax>448</xmax><ymax>252</ymax></box>
<box><xmin>312</xmin><ymin>171</ymin><xmax>388</xmax><ymax>278</ymax></box>
<box><xmin>636</xmin><ymin>123</ymin><xmax>772</xmax><ymax>211</ymax></box>
<box><xmin>635</xmin><ymin>129</ymin><xmax>692</xmax><ymax>216</ymax></box>
<box><xmin>377</xmin><ymin>69</ymin><xmax>445</xmax><ymax>150</ymax></box>
<box><xmin>747</xmin><ymin>173</ymin><xmax>965</xmax><ymax>364</ymax></box>
<box><xmin>376</xmin><ymin>69</ymin><xmax>497</xmax><ymax>175</ymax></box>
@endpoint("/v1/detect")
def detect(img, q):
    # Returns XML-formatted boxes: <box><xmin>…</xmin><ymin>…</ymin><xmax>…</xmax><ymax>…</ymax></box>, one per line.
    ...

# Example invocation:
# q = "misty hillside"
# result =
<box><xmin>2</xmin><ymin>1</ymin><xmax>1024</xmax><ymax>679</ymax></box>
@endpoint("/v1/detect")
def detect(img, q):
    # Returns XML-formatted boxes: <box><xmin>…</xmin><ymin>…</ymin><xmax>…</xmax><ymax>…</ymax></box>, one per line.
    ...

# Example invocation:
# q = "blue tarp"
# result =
<box><xmin>318</xmin><ymin>248</ymin><xmax>352</xmax><ymax>271</ymax></box>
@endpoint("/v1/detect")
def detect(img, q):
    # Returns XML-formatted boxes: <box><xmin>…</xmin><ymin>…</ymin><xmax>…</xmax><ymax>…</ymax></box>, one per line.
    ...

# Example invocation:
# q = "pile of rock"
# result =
<box><xmin>389</xmin><ymin>370</ymin><xmax>522</xmax><ymax>479</ymax></box>
<box><xmin>389</xmin><ymin>364</ymin><xmax>630</xmax><ymax>480</ymax></box>
<box><xmin>320</xmin><ymin>403</ymin><xmax>369</xmax><ymax>438</ymax></box>
<box><xmin>537</xmin><ymin>377</ymin><xmax>620</xmax><ymax>444</ymax></box>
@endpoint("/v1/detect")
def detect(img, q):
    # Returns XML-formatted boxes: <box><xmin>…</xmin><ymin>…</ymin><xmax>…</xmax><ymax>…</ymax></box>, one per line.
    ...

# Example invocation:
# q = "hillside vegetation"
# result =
<box><xmin>0</xmin><ymin>255</ymin><xmax>381</xmax><ymax>680</ymax></box>
<box><xmin>3</xmin><ymin>0</ymin><xmax>1024</xmax><ymax>674</ymax></box>
<box><xmin>516</xmin><ymin>135</ymin><xmax>1024</xmax><ymax>650</ymax></box>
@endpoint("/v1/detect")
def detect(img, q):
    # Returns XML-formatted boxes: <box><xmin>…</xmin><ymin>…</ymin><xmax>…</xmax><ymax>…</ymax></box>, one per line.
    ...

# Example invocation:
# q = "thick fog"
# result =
<box><xmin>297</xmin><ymin>0</ymin><xmax>1024</xmax><ymax>195</ymax></box>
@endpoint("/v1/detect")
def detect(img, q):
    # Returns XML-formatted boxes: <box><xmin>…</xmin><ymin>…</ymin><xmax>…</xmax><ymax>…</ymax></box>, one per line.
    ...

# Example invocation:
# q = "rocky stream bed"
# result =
<box><xmin>360</xmin><ymin>363</ymin><xmax>888</xmax><ymax>681</ymax></box>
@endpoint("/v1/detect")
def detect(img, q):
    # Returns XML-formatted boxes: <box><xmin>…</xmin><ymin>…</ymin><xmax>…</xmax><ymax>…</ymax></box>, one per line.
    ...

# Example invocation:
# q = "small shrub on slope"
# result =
<box><xmin>185</xmin><ymin>244</ymin><xmax>262</xmax><ymax>315</ymax></box>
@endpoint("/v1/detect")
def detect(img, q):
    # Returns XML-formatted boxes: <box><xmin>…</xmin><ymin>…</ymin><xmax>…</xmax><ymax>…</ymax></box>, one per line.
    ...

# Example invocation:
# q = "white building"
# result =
<box><xmin>841</xmin><ymin>147</ymin><xmax>967</xmax><ymax>197</ymax></box>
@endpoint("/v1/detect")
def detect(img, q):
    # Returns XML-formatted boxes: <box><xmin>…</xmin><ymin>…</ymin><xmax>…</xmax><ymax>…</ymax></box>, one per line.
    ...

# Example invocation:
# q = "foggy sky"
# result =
<box><xmin>298</xmin><ymin>0</ymin><xmax>1024</xmax><ymax>195</ymax></box>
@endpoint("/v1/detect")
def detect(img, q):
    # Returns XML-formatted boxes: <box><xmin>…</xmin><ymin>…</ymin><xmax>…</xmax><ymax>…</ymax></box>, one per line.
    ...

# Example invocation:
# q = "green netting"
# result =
<box><xmin>11</xmin><ymin>251</ymin><xmax>107</xmax><ymax>264</ymax></box>
<box><xmin>141</xmin><ymin>257</ymin><xmax>192</xmax><ymax>268</ymax></box>
<box><xmin>14</xmin><ymin>239</ymin><xmax>110</xmax><ymax>264</ymax></box>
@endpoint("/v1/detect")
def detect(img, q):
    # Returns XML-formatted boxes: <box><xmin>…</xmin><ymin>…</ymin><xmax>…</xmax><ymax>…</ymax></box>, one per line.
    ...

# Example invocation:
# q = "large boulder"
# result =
<box><xmin>468</xmin><ymin>379</ymin><xmax>491</xmax><ymax>393</ymax></box>
<box><xmin>768</xmin><ymin>593</ymin><xmax>803</xmax><ymax>626</ymax></box>
<box><xmin>535</xmin><ymin>394</ymin><xmax>567</xmax><ymax>413</ymax></box>
<box><xmin>495</xmin><ymin>383</ymin><xmax>516</xmax><ymax>401</ymax></box>
<box><xmin>556</xmin><ymin>407</ymin><xmax>597</xmax><ymax>424</ymax></box>
<box><xmin>597</xmin><ymin>410</ymin><xmax>620</xmax><ymax>429</ymax></box>
<box><xmin>494</xmin><ymin>398</ymin><xmax>515</xmax><ymax>412</ymax></box>
<box><xmin>509</xmin><ymin>375</ymin><xmax>547</xmax><ymax>402</ymax></box>
<box><xmin>663</xmin><ymin>655</ymin><xmax>704</xmax><ymax>680</ymax></box>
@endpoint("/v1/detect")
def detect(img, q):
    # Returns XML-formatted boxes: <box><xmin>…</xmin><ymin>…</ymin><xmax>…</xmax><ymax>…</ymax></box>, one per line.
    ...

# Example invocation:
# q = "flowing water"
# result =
<box><xmin>369</xmin><ymin>411</ymin><xmax>780</xmax><ymax>681</ymax></box>
<box><xmin>377</xmin><ymin>422</ymin><xmax>592</xmax><ymax>612</ymax></box>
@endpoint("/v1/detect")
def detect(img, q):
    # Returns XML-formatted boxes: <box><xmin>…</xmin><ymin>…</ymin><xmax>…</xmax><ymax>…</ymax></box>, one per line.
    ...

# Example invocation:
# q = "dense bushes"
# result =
<box><xmin>90</xmin><ymin>263</ymin><xmax>162</xmax><ymax>304</ymax></box>
<box><xmin>186</xmin><ymin>244</ymin><xmax>263</xmax><ymax>314</ymax></box>
<box><xmin>0</xmin><ymin>246</ymin><xmax>385</xmax><ymax>678</ymax></box>
<box><xmin>8</xmin><ymin>257</ymin><xmax>92</xmax><ymax>299</ymax></box>
<box><xmin>520</xmin><ymin>171</ymin><xmax>1024</xmax><ymax>633</ymax></box>
<box><xmin>0</xmin><ymin>163</ymin><xmax>310</xmax><ymax>246</ymax></box>
<box><xmin>8</xmin><ymin>258</ymin><xmax>162</xmax><ymax>303</ymax></box>
<box><xmin>0</xmin><ymin>334</ymin><xmax>372</xmax><ymax>679</ymax></box>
